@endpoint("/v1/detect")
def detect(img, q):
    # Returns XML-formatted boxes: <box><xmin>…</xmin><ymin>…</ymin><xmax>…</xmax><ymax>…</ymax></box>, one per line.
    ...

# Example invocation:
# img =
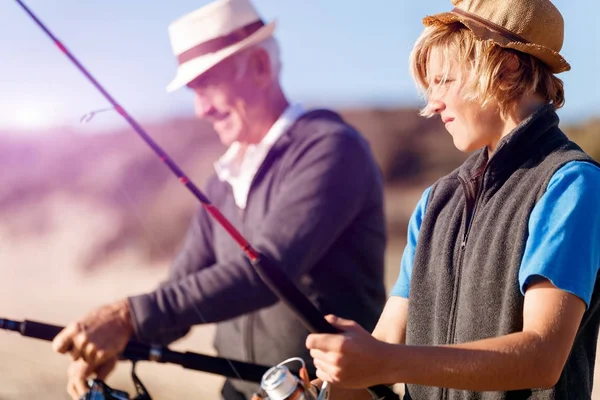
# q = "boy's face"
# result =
<box><xmin>425</xmin><ymin>49</ymin><xmax>505</xmax><ymax>153</ymax></box>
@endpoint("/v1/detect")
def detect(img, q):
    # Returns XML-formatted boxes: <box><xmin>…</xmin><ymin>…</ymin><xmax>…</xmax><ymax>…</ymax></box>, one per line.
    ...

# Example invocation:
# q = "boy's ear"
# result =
<box><xmin>497</xmin><ymin>52</ymin><xmax>521</xmax><ymax>88</ymax></box>
<box><xmin>504</xmin><ymin>53</ymin><xmax>521</xmax><ymax>74</ymax></box>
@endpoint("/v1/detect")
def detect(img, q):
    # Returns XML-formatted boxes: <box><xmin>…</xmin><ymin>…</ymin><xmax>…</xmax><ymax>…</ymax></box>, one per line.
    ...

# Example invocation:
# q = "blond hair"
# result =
<box><xmin>409</xmin><ymin>22</ymin><xmax>565</xmax><ymax>117</ymax></box>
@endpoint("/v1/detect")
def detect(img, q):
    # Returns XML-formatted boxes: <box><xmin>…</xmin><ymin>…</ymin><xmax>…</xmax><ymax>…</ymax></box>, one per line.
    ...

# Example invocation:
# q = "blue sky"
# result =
<box><xmin>0</xmin><ymin>0</ymin><xmax>598</xmax><ymax>133</ymax></box>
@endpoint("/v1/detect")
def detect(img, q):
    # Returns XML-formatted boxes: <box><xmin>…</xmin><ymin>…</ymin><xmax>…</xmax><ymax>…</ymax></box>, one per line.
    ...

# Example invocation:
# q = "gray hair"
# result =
<box><xmin>233</xmin><ymin>36</ymin><xmax>282</xmax><ymax>81</ymax></box>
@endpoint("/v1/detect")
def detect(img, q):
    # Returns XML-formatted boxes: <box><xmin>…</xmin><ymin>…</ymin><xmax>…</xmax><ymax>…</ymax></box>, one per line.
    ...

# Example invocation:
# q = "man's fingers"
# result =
<box><xmin>66</xmin><ymin>358</ymin><xmax>118</xmax><ymax>400</ymax></box>
<box><xmin>93</xmin><ymin>349</ymin><xmax>108</xmax><ymax>368</ymax></box>
<box><xmin>52</xmin><ymin>322</ymin><xmax>80</xmax><ymax>354</ymax></box>
<box><xmin>96</xmin><ymin>357</ymin><xmax>118</xmax><ymax>381</ymax></box>
<box><xmin>67</xmin><ymin>360</ymin><xmax>93</xmax><ymax>400</ymax></box>
<box><xmin>70</xmin><ymin>377</ymin><xmax>90</xmax><ymax>400</ymax></box>
<box><xmin>68</xmin><ymin>344</ymin><xmax>82</xmax><ymax>362</ymax></box>
<box><xmin>82</xmin><ymin>341</ymin><xmax>99</xmax><ymax>365</ymax></box>
<box><xmin>71</xmin><ymin>330</ymin><xmax>90</xmax><ymax>362</ymax></box>
<box><xmin>66</xmin><ymin>381</ymin><xmax>79</xmax><ymax>400</ymax></box>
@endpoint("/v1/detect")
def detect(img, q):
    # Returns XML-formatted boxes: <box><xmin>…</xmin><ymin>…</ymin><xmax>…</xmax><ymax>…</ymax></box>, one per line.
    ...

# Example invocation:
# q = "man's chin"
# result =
<box><xmin>215</xmin><ymin>130</ymin><xmax>238</xmax><ymax>147</ymax></box>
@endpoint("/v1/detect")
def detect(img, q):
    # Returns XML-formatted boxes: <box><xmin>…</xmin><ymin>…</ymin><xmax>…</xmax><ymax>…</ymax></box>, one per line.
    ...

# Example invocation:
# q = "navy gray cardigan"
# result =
<box><xmin>128</xmin><ymin>109</ymin><xmax>387</xmax><ymax>397</ymax></box>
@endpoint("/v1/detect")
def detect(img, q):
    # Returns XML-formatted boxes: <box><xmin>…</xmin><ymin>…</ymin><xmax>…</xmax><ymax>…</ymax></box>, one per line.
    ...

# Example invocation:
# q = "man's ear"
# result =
<box><xmin>247</xmin><ymin>47</ymin><xmax>273</xmax><ymax>87</ymax></box>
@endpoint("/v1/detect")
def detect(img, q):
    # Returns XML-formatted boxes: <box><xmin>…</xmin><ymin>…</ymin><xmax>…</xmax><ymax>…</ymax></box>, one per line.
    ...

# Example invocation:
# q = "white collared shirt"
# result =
<box><xmin>214</xmin><ymin>103</ymin><xmax>306</xmax><ymax>209</ymax></box>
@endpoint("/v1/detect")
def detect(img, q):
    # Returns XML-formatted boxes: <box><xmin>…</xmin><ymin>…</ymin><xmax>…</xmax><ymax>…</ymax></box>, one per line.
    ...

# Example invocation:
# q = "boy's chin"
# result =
<box><xmin>452</xmin><ymin>138</ymin><xmax>480</xmax><ymax>154</ymax></box>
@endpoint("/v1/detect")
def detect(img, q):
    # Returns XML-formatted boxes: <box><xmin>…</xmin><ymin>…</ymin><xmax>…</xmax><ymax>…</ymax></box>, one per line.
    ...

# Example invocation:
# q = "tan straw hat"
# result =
<box><xmin>165</xmin><ymin>0</ymin><xmax>276</xmax><ymax>92</ymax></box>
<box><xmin>423</xmin><ymin>0</ymin><xmax>570</xmax><ymax>73</ymax></box>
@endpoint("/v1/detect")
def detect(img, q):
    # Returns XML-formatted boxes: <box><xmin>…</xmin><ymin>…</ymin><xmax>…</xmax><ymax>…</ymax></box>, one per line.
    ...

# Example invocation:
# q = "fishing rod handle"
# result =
<box><xmin>2</xmin><ymin>318</ymin><xmax>271</xmax><ymax>382</ymax></box>
<box><xmin>11</xmin><ymin>319</ymin><xmax>153</xmax><ymax>360</ymax></box>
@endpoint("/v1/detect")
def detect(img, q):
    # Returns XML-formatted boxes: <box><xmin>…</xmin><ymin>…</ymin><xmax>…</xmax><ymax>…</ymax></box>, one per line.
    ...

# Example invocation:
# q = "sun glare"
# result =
<box><xmin>11</xmin><ymin>108</ymin><xmax>58</xmax><ymax>130</ymax></box>
<box><xmin>0</xmin><ymin>98</ymin><xmax>66</xmax><ymax>135</ymax></box>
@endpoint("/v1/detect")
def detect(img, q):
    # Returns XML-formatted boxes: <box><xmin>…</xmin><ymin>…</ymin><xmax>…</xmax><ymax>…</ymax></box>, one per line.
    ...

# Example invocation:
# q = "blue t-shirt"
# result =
<box><xmin>390</xmin><ymin>160</ymin><xmax>600</xmax><ymax>308</ymax></box>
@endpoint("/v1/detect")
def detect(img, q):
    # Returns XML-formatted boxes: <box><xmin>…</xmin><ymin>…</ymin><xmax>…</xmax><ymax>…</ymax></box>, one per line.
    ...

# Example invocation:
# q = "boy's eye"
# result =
<box><xmin>433</xmin><ymin>77</ymin><xmax>454</xmax><ymax>85</ymax></box>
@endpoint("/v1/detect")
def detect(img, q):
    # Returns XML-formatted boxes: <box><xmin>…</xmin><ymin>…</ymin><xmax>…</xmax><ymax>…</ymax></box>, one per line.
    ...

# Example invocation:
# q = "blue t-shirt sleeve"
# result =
<box><xmin>390</xmin><ymin>186</ymin><xmax>432</xmax><ymax>298</ymax></box>
<box><xmin>519</xmin><ymin>161</ymin><xmax>600</xmax><ymax>307</ymax></box>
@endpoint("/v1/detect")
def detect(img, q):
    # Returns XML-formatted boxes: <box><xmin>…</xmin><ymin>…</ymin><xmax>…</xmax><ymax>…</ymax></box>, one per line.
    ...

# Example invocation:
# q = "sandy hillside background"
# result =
<box><xmin>0</xmin><ymin>108</ymin><xmax>598</xmax><ymax>399</ymax></box>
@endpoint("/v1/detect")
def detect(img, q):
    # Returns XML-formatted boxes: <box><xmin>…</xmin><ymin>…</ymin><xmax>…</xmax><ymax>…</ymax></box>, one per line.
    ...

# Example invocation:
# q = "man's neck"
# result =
<box><xmin>245</xmin><ymin>90</ymin><xmax>290</xmax><ymax>145</ymax></box>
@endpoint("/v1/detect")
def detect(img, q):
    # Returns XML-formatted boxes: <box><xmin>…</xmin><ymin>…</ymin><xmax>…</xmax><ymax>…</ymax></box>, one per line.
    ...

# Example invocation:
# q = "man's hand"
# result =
<box><xmin>66</xmin><ymin>357</ymin><xmax>118</xmax><ymax>400</ymax></box>
<box><xmin>306</xmin><ymin>315</ymin><xmax>393</xmax><ymax>389</ymax></box>
<box><xmin>53</xmin><ymin>299</ymin><xmax>134</xmax><ymax>367</ymax></box>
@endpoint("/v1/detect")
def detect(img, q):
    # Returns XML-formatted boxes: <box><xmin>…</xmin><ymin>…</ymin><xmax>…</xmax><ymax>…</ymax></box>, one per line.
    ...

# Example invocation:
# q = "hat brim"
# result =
<box><xmin>423</xmin><ymin>12</ymin><xmax>570</xmax><ymax>73</ymax></box>
<box><xmin>166</xmin><ymin>20</ymin><xmax>277</xmax><ymax>93</ymax></box>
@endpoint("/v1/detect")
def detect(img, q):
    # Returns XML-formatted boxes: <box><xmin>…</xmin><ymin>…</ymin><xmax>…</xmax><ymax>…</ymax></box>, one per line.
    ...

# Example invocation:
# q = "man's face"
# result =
<box><xmin>187</xmin><ymin>51</ymin><xmax>264</xmax><ymax>146</ymax></box>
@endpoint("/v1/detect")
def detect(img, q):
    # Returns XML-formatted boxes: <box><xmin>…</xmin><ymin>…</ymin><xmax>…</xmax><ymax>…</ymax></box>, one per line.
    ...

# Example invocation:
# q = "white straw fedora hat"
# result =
<box><xmin>166</xmin><ymin>0</ymin><xmax>276</xmax><ymax>92</ymax></box>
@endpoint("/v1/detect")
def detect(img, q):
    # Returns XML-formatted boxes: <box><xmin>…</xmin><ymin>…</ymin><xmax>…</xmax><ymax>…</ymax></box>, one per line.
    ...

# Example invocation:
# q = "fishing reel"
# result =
<box><xmin>252</xmin><ymin>357</ymin><xmax>323</xmax><ymax>400</ymax></box>
<box><xmin>81</xmin><ymin>361</ymin><xmax>151</xmax><ymax>400</ymax></box>
<box><xmin>253</xmin><ymin>357</ymin><xmax>399</xmax><ymax>400</ymax></box>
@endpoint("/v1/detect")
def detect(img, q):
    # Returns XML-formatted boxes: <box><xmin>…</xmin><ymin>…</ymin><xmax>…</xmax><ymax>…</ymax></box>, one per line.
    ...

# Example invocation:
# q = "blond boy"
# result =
<box><xmin>307</xmin><ymin>1</ymin><xmax>600</xmax><ymax>398</ymax></box>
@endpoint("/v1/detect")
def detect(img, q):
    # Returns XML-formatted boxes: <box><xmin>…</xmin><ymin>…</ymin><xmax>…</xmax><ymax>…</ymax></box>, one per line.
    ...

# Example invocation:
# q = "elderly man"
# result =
<box><xmin>52</xmin><ymin>0</ymin><xmax>387</xmax><ymax>399</ymax></box>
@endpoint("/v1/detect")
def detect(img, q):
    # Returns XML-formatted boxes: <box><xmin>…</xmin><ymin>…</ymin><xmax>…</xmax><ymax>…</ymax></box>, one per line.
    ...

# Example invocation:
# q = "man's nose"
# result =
<box><xmin>194</xmin><ymin>94</ymin><xmax>215</xmax><ymax>118</ymax></box>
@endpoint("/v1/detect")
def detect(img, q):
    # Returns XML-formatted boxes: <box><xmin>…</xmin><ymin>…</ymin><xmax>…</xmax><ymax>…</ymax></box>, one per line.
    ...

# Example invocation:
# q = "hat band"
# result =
<box><xmin>177</xmin><ymin>19</ymin><xmax>265</xmax><ymax>65</ymax></box>
<box><xmin>451</xmin><ymin>8</ymin><xmax>529</xmax><ymax>44</ymax></box>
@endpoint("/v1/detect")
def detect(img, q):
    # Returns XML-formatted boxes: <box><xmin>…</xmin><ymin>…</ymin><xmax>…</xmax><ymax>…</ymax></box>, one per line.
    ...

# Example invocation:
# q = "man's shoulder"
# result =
<box><xmin>287</xmin><ymin>108</ymin><xmax>369</xmax><ymax>152</ymax></box>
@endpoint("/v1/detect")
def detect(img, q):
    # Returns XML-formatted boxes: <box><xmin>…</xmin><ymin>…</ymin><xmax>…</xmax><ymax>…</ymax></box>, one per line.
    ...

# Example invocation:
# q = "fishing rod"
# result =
<box><xmin>13</xmin><ymin>0</ymin><xmax>333</xmax><ymax>338</ymax></box>
<box><xmin>0</xmin><ymin>317</ymin><xmax>272</xmax><ymax>382</ymax></box>
<box><xmin>11</xmin><ymin>1</ymin><xmax>399</xmax><ymax>399</ymax></box>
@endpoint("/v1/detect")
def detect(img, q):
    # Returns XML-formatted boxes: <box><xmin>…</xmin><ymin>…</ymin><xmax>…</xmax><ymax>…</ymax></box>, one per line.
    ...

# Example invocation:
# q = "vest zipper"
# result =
<box><xmin>442</xmin><ymin>175</ymin><xmax>483</xmax><ymax>400</ymax></box>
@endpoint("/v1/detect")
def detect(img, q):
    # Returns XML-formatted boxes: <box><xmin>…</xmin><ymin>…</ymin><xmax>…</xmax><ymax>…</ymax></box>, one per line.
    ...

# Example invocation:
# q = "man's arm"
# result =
<box><xmin>128</xmin><ymin>186</ymin><xmax>219</xmax><ymax>344</ymax></box>
<box><xmin>127</xmin><ymin>129</ymin><xmax>383</xmax><ymax>343</ymax></box>
<box><xmin>164</xmin><ymin>202</ymin><xmax>217</xmax><ymax>283</ymax></box>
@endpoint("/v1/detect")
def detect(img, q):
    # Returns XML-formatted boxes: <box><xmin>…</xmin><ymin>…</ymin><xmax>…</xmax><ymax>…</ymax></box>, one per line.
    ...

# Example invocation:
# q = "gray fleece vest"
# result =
<box><xmin>404</xmin><ymin>105</ymin><xmax>600</xmax><ymax>399</ymax></box>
